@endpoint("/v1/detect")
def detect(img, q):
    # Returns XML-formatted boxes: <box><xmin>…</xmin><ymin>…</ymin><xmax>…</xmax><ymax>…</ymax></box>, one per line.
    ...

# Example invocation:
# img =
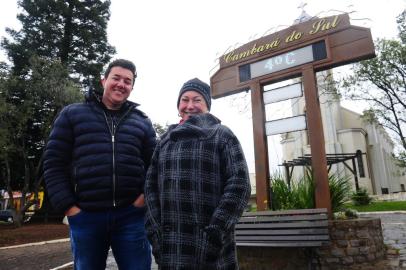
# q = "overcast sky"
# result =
<box><xmin>1</xmin><ymin>0</ymin><xmax>405</xmax><ymax>172</ymax></box>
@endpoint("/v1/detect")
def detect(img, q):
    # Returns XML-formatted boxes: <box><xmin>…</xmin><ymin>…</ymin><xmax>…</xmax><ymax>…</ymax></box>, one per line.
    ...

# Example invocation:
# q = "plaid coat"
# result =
<box><xmin>145</xmin><ymin>113</ymin><xmax>251</xmax><ymax>270</ymax></box>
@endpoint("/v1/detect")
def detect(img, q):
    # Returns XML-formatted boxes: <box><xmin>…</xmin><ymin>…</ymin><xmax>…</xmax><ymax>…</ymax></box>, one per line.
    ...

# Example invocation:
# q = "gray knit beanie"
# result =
<box><xmin>177</xmin><ymin>78</ymin><xmax>211</xmax><ymax>111</ymax></box>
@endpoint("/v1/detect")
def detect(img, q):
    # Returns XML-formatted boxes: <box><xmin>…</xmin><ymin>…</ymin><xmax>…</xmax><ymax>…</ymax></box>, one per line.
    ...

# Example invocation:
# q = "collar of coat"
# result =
<box><xmin>85</xmin><ymin>88</ymin><xmax>150</xmax><ymax>118</ymax></box>
<box><xmin>163</xmin><ymin>113</ymin><xmax>221</xmax><ymax>143</ymax></box>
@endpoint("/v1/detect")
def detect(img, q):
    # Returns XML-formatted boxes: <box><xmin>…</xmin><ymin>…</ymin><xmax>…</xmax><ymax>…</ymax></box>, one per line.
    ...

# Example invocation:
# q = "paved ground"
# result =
<box><xmin>1</xmin><ymin>211</ymin><xmax>405</xmax><ymax>269</ymax></box>
<box><xmin>0</xmin><ymin>240</ymin><xmax>72</xmax><ymax>270</ymax></box>
<box><xmin>105</xmin><ymin>250</ymin><xmax>158</xmax><ymax>270</ymax></box>
<box><xmin>0</xmin><ymin>239</ymin><xmax>158</xmax><ymax>270</ymax></box>
<box><xmin>359</xmin><ymin>211</ymin><xmax>406</xmax><ymax>269</ymax></box>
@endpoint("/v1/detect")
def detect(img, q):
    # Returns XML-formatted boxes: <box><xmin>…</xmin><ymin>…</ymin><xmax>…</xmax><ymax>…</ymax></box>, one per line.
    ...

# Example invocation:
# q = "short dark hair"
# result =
<box><xmin>104</xmin><ymin>59</ymin><xmax>137</xmax><ymax>82</ymax></box>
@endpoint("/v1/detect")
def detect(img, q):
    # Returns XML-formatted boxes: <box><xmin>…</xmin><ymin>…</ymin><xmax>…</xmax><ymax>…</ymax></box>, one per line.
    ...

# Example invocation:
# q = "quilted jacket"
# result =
<box><xmin>44</xmin><ymin>93</ymin><xmax>156</xmax><ymax>212</ymax></box>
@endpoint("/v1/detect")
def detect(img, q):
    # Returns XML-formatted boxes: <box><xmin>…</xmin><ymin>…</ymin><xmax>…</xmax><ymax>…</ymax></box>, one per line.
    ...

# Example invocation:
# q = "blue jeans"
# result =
<box><xmin>67</xmin><ymin>205</ymin><xmax>151</xmax><ymax>270</ymax></box>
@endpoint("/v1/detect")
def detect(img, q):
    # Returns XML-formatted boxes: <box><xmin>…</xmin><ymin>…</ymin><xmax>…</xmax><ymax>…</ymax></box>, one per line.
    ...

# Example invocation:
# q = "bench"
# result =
<box><xmin>235</xmin><ymin>208</ymin><xmax>330</xmax><ymax>269</ymax></box>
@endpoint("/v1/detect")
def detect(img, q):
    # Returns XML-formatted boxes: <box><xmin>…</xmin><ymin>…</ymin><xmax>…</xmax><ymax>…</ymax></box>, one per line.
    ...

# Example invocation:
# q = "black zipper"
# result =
<box><xmin>103</xmin><ymin>106</ymin><xmax>134</xmax><ymax>207</ymax></box>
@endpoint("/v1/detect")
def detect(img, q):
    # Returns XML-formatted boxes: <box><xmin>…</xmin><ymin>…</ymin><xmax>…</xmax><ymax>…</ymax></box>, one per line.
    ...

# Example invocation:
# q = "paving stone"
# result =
<box><xmin>2</xmin><ymin>211</ymin><xmax>405</xmax><ymax>270</ymax></box>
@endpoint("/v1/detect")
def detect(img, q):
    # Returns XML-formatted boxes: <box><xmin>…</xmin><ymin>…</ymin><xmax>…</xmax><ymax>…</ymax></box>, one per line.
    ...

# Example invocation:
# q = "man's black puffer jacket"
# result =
<box><xmin>43</xmin><ymin>93</ymin><xmax>156</xmax><ymax>213</ymax></box>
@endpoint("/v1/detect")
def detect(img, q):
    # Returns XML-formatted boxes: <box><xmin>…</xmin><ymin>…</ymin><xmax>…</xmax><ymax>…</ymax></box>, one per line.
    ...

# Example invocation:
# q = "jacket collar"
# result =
<box><xmin>86</xmin><ymin>90</ymin><xmax>139</xmax><ymax>113</ymax></box>
<box><xmin>162</xmin><ymin>113</ymin><xmax>221</xmax><ymax>143</ymax></box>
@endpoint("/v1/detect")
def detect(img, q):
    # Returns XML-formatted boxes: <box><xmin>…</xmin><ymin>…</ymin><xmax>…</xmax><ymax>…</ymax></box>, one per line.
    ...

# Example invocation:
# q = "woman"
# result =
<box><xmin>145</xmin><ymin>78</ymin><xmax>251</xmax><ymax>269</ymax></box>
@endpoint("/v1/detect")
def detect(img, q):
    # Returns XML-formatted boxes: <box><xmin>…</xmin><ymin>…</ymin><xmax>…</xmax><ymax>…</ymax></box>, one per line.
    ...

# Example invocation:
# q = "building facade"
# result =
<box><xmin>279</xmin><ymin>74</ymin><xmax>406</xmax><ymax>195</ymax></box>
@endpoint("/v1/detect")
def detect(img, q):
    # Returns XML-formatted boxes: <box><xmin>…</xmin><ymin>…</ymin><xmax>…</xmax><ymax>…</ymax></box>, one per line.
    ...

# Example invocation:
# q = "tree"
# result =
<box><xmin>0</xmin><ymin>0</ymin><xmax>116</xmax><ymax>226</ymax></box>
<box><xmin>153</xmin><ymin>122</ymin><xmax>170</xmax><ymax>138</ymax></box>
<box><xmin>341</xmin><ymin>10</ymin><xmax>406</xmax><ymax>165</ymax></box>
<box><xmin>1</xmin><ymin>0</ymin><xmax>115</xmax><ymax>92</ymax></box>
<box><xmin>0</xmin><ymin>57</ymin><xmax>83</xmax><ymax>226</ymax></box>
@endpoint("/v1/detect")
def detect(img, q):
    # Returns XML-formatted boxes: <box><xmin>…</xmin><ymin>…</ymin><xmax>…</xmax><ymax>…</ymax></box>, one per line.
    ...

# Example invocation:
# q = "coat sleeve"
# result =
<box><xmin>207</xmin><ymin>130</ymin><xmax>251</xmax><ymax>236</ymax></box>
<box><xmin>145</xmin><ymin>144</ymin><xmax>162</xmax><ymax>263</ymax></box>
<box><xmin>43</xmin><ymin>106</ymin><xmax>77</xmax><ymax>213</ymax></box>
<box><xmin>145</xmin><ymin>145</ymin><xmax>161</xmax><ymax>229</ymax></box>
<box><xmin>141</xmin><ymin>118</ymin><xmax>157</xmax><ymax>171</ymax></box>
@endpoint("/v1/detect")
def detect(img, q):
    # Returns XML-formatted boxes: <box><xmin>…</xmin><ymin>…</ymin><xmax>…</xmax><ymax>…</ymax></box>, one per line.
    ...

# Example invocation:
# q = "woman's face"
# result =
<box><xmin>178</xmin><ymin>90</ymin><xmax>208</xmax><ymax>121</ymax></box>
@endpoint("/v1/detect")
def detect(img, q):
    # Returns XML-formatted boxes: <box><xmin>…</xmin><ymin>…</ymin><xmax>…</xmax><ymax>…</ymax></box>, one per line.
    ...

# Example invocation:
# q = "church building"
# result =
<box><xmin>280</xmin><ymin>72</ymin><xmax>406</xmax><ymax>195</ymax></box>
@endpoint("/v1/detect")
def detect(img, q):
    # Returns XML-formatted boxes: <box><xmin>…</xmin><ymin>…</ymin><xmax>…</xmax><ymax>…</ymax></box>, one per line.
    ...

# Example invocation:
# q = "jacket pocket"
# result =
<box><xmin>197</xmin><ymin>228</ymin><xmax>222</xmax><ymax>269</ymax></box>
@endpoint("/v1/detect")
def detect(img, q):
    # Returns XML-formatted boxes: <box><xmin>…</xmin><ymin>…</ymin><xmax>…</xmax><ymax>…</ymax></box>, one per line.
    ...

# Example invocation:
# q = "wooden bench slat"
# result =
<box><xmin>241</xmin><ymin>208</ymin><xmax>328</xmax><ymax>217</ymax></box>
<box><xmin>239</xmin><ymin>214</ymin><xmax>328</xmax><ymax>223</ymax></box>
<box><xmin>236</xmin><ymin>220</ymin><xmax>328</xmax><ymax>229</ymax></box>
<box><xmin>235</xmin><ymin>228</ymin><xmax>329</xmax><ymax>235</ymax></box>
<box><xmin>235</xmin><ymin>208</ymin><xmax>330</xmax><ymax>249</ymax></box>
<box><xmin>236</xmin><ymin>241</ymin><xmax>329</xmax><ymax>247</ymax></box>
<box><xmin>236</xmin><ymin>235</ymin><xmax>330</xmax><ymax>241</ymax></box>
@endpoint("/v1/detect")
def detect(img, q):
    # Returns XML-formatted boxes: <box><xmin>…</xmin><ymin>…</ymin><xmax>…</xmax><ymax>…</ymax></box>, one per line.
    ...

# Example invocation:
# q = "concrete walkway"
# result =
<box><xmin>79</xmin><ymin>211</ymin><xmax>406</xmax><ymax>269</ymax></box>
<box><xmin>359</xmin><ymin>211</ymin><xmax>406</xmax><ymax>268</ymax></box>
<box><xmin>0</xmin><ymin>239</ymin><xmax>158</xmax><ymax>270</ymax></box>
<box><xmin>105</xmin><ymin>249</ymin><xmax>158</xmax><ymax>270</ymax></box>
<box><xmin>1</xmin><ymin>211</ymin><xmax>405</xmax><ymax>269</ymax></box>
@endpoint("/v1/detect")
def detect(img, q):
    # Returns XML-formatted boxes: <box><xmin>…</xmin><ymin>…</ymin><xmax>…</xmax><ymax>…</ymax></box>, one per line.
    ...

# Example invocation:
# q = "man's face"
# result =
<box><xmin>101</xmin><ymin>66</ymin><xmax>134</xmax><ymax>109</ymax></box>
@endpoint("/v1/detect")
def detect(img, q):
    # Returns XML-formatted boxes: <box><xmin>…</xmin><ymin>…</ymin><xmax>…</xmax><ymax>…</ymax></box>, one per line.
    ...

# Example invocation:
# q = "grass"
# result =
<box><xmin>248</xmin><ymin>200</ymin><xmax>406</xmax><ymax>213</ymax></box>
<box><xmin>344</xmin><ymin>200</ymin><xmax>406</xmax><ymax>212</ymax></box>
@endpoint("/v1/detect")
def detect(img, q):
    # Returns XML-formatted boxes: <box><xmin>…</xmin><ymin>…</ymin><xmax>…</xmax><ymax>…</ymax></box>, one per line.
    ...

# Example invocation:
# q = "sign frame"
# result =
<box><xmin>210</xmin><ymin>13</ymin><xmax>376</xmax><ymax>216</ymax></box>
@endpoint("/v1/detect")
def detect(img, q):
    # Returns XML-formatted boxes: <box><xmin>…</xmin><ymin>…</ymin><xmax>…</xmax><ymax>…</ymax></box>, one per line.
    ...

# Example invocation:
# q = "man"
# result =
<box><xmin>44</xmin><ymin>59</ymin><xmax>156</xmax><ymax>270</ymax></box>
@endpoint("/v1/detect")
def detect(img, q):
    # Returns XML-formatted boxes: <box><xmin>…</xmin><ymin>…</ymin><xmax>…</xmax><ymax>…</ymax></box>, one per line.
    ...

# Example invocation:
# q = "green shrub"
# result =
<box><xmin>351</xmin><ymin>188</ymin><xmax>373</xmax><ymax>205</ymax></box>
<box><xmin>269</xmin><ymin>170</ymin><xmax>352</xmax><ymax>212</ymax></box>
<box><xmin>344</xmin><ymin>208</ymin><xmax>359</xmax><ymax>218</ymax></box>
<box><xmin>328</xmin><ymin>174</ymin><xmax>352</xmax><ymax>212</ymax></box>
<box><xmin>333</xmin><ymin>208</ymin><xmax>358</xmax><ymax>220</ymax></box>
<box><xmin>295</xmin><ymin>170</ymin><xmax>315</xmax><ymax>209</ymax></box>
<box><xmin>270</xmin><ymin>173</ymin><xmax>297</xmax><ymax>210</ymax></box>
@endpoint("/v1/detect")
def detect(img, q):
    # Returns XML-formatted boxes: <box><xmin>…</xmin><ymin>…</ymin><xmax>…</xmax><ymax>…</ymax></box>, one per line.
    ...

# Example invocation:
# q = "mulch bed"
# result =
<box><xmin>0</xmin><ymin>222</ymin><xmax>69</xmax><ymax>247</ymax></box>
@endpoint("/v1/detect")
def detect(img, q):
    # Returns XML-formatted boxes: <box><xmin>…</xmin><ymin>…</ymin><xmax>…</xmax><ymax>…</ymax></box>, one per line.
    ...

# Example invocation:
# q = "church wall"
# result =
<box><xmin>337</xmin><ymin>129</ymin><xmax>373</xmax><ymax>193</ymax></box>
<box><xmin>279</xmin><ymin>76</ymin><xmax>405</xmax><ymax>196</ymax></box>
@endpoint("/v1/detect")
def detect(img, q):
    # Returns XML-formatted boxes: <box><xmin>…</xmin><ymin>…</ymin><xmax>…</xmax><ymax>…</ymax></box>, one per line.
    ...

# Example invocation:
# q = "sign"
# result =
<box><xmin>265</xmin><ymin>115</ymin><xmax>307</xmax><ymax>136</ymax></box>
<box><xmin>251</xmin><ymin>45</ymin><xmax>314</xmax><ymax>79</ymax></box>
<box><xmin>220</xmin><ymin>15</ymin><xmax>342</xmax><ymax>68</ymax></box>
<box><xmin>263</xmin><ymin>82</ymin><xmax>302</xmax><ymax>104</ymax></box>
<box><xmin>210</xmin><ymin>12</ymin><xmax>376</xmax><ymax>213</ymax></box>
<box><xmin>211</xmin><ymin>13</ymin><xmax>375</xmax><ymax>98</ymax></box>
<box><xmin>240</xmin><ymin>41</ymin><xmax>326</xmax><ymax>82</ymax></box>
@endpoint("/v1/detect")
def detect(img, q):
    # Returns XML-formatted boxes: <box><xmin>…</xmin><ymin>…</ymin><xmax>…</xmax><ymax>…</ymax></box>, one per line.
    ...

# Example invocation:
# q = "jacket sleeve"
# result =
<box><xmin>43</xmin><ymin>106</ymin><xmax>77</xmax><ymax>213</ymax></box>
<box><xmin>145</xmin><ymin>145</ymin><xmax>162</xmax><ymax>263</ymax></box>
<box><xmin>206</xmin><ymin>130</ymin><xmax>251</xmax><ymax>236</ymax></box>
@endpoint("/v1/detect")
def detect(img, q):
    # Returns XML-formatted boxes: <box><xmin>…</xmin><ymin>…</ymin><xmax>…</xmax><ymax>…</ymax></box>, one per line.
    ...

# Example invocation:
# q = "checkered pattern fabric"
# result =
<box><xmin>145</xmin><ymin>113</ymin><xmax>251</xmax><ymax>269</ymax></box>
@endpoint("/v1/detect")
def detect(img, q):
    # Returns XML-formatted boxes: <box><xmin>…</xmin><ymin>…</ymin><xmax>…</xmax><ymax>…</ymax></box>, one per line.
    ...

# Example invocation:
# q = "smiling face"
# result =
<box><xmin>101</xmin><ymin>66</ymin><xmax>134</xmax><ymax>110</ymax></box>
<box><xmin>178</xmin><ymin>90</ymin><xmax>209</xmax><ymax>122</ymax></box>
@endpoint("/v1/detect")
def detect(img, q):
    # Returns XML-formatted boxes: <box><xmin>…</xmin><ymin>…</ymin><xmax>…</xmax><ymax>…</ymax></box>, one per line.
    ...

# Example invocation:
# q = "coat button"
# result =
<box><xmin>163</xmin><ymin>225</ymin><xmax>171</xmax><ymax>232</ymax></box>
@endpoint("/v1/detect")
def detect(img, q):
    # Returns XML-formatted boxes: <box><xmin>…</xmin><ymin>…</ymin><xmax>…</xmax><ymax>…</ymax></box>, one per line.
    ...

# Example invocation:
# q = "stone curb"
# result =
<box><xmin>359</xmin><ymin>211</ymin><xmax>406</xmax><ymax>215</ymax></box>
<box><xmin>49</xmin><ymin>261</ymin><xmax>74</xmax><ymax>270</ymax></box>
<box><xmin>0</xmin><ymin>238</ymin><xmax>70</xmax><ymax>250</ymax></box>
